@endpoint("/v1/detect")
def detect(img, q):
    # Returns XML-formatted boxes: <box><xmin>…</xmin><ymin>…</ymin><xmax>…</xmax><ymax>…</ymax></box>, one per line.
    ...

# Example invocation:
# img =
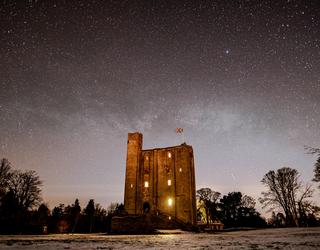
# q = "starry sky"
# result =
<box><xmin>0</xmin><ymin>0</ymin><xmax>319</xmax><ymax>212</ymax></box>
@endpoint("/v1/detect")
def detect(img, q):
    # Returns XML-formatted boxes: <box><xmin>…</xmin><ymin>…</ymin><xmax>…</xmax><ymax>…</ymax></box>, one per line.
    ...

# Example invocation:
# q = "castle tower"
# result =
<box><xmin>124</xmin><ymin>132</ymin><xmax>142</xmax><ymax>214</ymax></box>
<box><xmin>123</xmin><ymin>132</ymin><xmax>196</xmax><ymax>227</ymax></box>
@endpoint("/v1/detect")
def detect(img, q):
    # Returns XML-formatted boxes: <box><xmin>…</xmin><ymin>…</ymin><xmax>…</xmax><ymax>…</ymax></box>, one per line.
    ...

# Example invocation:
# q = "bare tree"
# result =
<box><xmin>0</xmin><ymin>158</ymin><xmax>12</xmax><ymax>190</ymax></box>
<box><xmin>8</xmin><ymin>169</ymin><xmax>42</xmax><ymax>211</ymax></box>
<box><xmin>297</xmin><ymin>184</ymin><xmax>314</xmax><ymax>226</ymax></box>
<box><xmin>242</xmin><ymin>195</ymin><xmax>256</xmax><ymax>208</ymax></box>
<box><xmin>107</xmin><ymin>202</ymin><xmax>119</xmax><ymax>216</ymax></box>
<box><xmin>260</xmin><ymin>167</ymin><xmax>313</xmax><ymax>227</ymax></box>
<box><xmin>305</xmin><ymin>146</ymin><xmax>320</xmax><ymax>187</ymax></box>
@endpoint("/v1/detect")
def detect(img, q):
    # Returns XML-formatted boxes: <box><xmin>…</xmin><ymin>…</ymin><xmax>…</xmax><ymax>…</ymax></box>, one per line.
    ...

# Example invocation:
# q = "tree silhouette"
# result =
<box><xmin>219</xmin><ymin>192</ymin><xmax>266</xmax><ymax>228</ymax></box>
<box><xmin>242</xmin><ymin>195</ymin><xmax>256</xmax><ymax>208</ymax></box>
<box><xmin>50</xmin><ymin>204</ymin><xmax>66</xmax><ymax>233</ymax></box>
<box><xmin>71</xmin><ymin>199</ymin><xmax>81</xmax><ymax>233</ymax></box>
<box><xmin>305</xmin><ymin>146</ymin><xmax>320</xmax><ymax>188</ymax></box>
<box><xmin>37</xmin><ymin>203</ymin><xmax>50</xmax><ymax>224</ymax></box>
<box><xmin>0</xmin><ymin>158</ymin><xmax>12</xmax><ymax>190</ymax></box>
<box><xmin>0</xmin><ymin>159</ymin><xmax>12</xmax><ymax>213</ymax></box>
<box><xmin>33</xmin><ymin>203</ymin><xmax>50</xmax><ymax>233</ymax></box>
<box><xmin>196</xmin><ymin>188</ymin><xmax>220</xmax><ymax>226</ymax></box>
<box><xmin>0</xmin><ymin>159</ymin><xmax>43</xmax><ymax>233</ymax></box>
<box><xmin>196</xmin><ymin>189</ymin><xmax>266</xmax><ymax>229</ymax></box>
<box><xmin>93</xmin><ymin>203</ymin><xmax>107</xmax><ymax>232</ymax></box>
<box><xmin>260</xmin><ymin>167</ymin><xmax>313</xmax><ymax>226</ymax></box>
<box><xmin>84</xmin><ymin>199</ymin><xmax>95</xmax><ymax>233</ymax></box>
<box><xmin>9</xmin><ymin>169</ymin><xmax>42</xmax><ymax>211</ymax></box>
<box><xmin>219</xmin><ymin>192</ymin><xmax>243</xmax><ymax>227</ymax></box>
<box><xmin>0</xmin><ymin>190</ymin><xmax>20</xmax><ymax>233</ymax></box>
<box><xmin>314</xmin><ymin>158</ymin><xmax>320</xmax><ymax>184</ymax></box>
<box><xmin>107</xmin><ymin>202</ymin><xmax>124</xmax><ymax>216</ymax></box>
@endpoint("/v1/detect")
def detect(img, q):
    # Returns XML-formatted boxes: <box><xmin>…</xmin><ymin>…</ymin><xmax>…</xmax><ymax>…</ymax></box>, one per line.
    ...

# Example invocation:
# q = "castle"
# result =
<box><xmin>123</xmin><ymin>132</ymin><xmax>197</xmax><ymax>228</ymax></box>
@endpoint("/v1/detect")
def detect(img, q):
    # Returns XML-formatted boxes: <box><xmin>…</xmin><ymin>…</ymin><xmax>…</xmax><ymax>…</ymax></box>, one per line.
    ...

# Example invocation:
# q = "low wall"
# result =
<box><xmin>111</xmin><ymin>215</ymin><xmax>154</xmax><ymax>234</ymax></box>
<box><xmin>111</xmin><ymin>214</ymin><xmax>196</xmax><ymax>233</ymax></box>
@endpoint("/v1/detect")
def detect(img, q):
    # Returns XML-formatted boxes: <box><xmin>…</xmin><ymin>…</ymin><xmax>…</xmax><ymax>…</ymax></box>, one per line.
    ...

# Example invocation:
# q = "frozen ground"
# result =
<box><xmin>0</xmin><ymin>227</ymin><xmax>320</xmax><ymax>249</ymax></box>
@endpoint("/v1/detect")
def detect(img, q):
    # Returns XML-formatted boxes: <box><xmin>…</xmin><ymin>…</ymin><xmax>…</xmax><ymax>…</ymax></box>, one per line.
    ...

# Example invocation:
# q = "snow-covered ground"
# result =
<box><xmin>0</xmin><ymin>227</ymin><xmax>320</xmax><ymax>249</ymax></box>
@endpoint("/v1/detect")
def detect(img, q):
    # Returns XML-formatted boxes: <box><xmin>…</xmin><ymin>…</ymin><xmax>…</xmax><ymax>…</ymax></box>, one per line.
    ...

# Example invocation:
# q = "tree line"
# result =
<box><xmin>197</xmin><ymin>188</ymin><xmax>267</xmax><ymax>229</ymax></box>
<box><xmin>196</xmin><ymin>146</ymin><xmax>320</xmax><ymax>228</ymax></box>
<box><xmin>0</xmin><ymin>158</ymin><xmax>124</xmax><ymax>234</ymax></box>
<box><xmin>0</xmin><ymin>146</ymin><xmax>319</xmax><ymax>233</ymax></box>
<box><xmin>44</xmin><ymin>199</ymin><xmax>124</xmax><ymax>233</ymax></box>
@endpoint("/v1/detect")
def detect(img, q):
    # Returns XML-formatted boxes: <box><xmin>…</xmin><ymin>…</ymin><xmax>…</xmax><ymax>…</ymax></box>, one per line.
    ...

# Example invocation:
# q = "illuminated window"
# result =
<box><xmin>168</xmin><ymin>179</ymin><xmax>171</xmax><ymax>186</ymax></box>
<box><xmin>168</xmin><ymin>152</ymin><xmax>171</xmax><ymax>158</ymax></box>
<box><xmin>168</xmin><ymin>216</ymin><xmax>171</xmax><ymax>220</ymax></box>
<box><xmin>146</xmin><ymin>156</ymin><xmax>149</xmax><ymax>160</ymax></box>
<box><xmin>144</xmin><ymin>181</ymin><xmax>149</xmax><ymax>188</ymax></box>
<box><xmin>179</xmin><ymin>168</ymin><xmax>182</xmax><ymax>172</ymax></box>
<box><xmin>130</xmin><ymin>184</ymin><xmax>133</xmax><ymax>188</ymax></box>
<box><xmin>168</xmin><ymin>198</ymin><xmax>173</xmax><ymax>206</ymax></box>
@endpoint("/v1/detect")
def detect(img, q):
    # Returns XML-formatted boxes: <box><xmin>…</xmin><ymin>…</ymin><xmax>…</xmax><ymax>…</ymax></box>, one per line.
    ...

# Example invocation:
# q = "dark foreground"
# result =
<box><xmin>0</xmin><ymin>227</ymin><xmax>320</xmax><ymax>249</ymax></box>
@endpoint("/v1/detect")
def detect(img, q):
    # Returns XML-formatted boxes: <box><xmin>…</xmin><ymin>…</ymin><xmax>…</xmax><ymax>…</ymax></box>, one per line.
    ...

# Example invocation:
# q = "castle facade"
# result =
<box><xmin>124</xmin><ymin>132</ymin><xmax>197</xmax><ymax>226</ymax></box>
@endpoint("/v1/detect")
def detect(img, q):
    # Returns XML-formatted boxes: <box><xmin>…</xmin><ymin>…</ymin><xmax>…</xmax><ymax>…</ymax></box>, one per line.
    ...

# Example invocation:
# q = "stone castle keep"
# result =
<box><xmin>122</xmin><ymin>132</ymin><xmax>197</xmax><ymax>229</ymax></box>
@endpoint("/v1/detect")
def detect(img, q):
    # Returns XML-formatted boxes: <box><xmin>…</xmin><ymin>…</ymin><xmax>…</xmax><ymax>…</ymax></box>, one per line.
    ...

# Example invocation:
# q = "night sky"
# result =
<box><xmin>1</xmin><ymin>0</ymin><xmax>319</xmax><ymax>212</ymax></box>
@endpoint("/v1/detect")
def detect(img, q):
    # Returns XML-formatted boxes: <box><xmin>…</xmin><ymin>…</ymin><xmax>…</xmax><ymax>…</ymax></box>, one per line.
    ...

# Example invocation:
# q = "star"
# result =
<box><xmin>0</xmin><ymin>0</ymin><xmax>319</xmax><ymax>212</ymax></box>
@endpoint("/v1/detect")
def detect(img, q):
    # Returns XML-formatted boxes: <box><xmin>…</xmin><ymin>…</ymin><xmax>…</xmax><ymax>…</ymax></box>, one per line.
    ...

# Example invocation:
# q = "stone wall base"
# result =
<box><xmin>111</xmin><ymin>214</ymin><xmax>196</xmax><ymax>234</ymax></box>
